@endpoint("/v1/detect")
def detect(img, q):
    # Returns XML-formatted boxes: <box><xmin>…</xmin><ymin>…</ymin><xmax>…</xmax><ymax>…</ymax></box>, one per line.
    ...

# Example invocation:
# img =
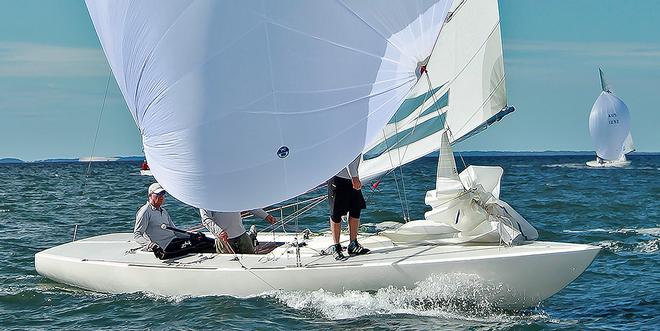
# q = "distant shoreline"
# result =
<box><xmin>2</xmin><ymin>151</ymin><xmax>659</xmax><ymax>164</ymax></box>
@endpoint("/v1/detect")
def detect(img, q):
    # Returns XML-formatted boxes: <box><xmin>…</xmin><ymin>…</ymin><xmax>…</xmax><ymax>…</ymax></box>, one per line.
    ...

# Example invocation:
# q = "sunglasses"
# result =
<box><xmin>152</xmin><ymin>191</ymin><xmax>166</xmax><ymax>197</ymax></box>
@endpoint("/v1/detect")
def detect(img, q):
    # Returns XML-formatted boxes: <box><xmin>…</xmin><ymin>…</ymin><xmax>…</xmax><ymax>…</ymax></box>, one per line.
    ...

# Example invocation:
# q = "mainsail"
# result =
<box><xmin>599</xmin><ymin>67</ymin><xmax>612</xmax><ymax>93</ymax></box>
<box><xmin>360</xmin><ymin>0</ymin><xmax>512</xmax><ymax>179</ymax></box>
<box><xmin>589</xmin><ymin>69</ymin><xmax>632</xmax><ymax>161</ymax></box>
<box><xmin>85</xmin><ymin>0</ymin><xmax>453</xmax><ymax>211</ymax></box>
<box><xmin>623</xmin><ymin>133</ymin><xmax>635</xmax><ymax>155</ymax></box>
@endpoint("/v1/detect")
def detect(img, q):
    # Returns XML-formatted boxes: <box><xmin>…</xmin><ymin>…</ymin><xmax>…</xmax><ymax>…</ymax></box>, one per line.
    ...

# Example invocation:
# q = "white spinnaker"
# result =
<box><xmin>85</xmin><ymin>0</ymin><xmax>452</xmax><ymax>211</ymax></box>
<box><xmin>589</xmin><ymin>91</ymin><xmax>631</xmax><ymax>161</ymax></box>
<box><xmin>360</xmin><ymin>0</ymin><xmax>509</xmax><ymax>180</ymax></box>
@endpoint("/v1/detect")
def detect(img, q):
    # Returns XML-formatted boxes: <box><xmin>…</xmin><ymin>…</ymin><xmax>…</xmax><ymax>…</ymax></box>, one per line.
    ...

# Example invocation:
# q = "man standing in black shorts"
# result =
<box><xmin>328</xmin><ymin>154</ymin><xmax>370</xmax><ymax>260</ymax></box>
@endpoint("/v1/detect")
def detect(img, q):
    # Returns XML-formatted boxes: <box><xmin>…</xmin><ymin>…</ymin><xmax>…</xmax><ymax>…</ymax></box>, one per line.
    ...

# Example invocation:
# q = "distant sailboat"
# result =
<box><xmin>139</xmin><ymin>160</ymin><xmax>152</xmax><ymax>176</ymax></box>
<box><xmin>586</xmin><ymin>68</ymin><xmax>634</xmax><ymax>167</ymax></box>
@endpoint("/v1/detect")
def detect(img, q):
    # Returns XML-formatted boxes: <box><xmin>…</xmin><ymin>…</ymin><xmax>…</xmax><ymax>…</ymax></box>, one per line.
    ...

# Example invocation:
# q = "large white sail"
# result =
<box><xmin>588</xmin><ymin>69</ymin><xmax>631</xmax><ymax>161</ymax></box>
<box><xmin>360</xmin><ymin>0</ymin><xmax>512</xmax><ymax>180</ymax></box>
<box><xmin>85</xmin><ymin>0</ymin><xmax>453</xmax><ymax>211</ymax></box>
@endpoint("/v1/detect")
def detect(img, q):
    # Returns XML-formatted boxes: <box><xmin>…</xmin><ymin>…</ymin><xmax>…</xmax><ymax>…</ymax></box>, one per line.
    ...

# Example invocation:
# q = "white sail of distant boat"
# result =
<box><xmin>36</xmin><ymin>0</ymin><xmax>599</xmax><ymax>309</ymax></box>
<box><xmin>587</xmin><ymin>68</ymin><xmax>633</xmax><ymax>167</ymax></box>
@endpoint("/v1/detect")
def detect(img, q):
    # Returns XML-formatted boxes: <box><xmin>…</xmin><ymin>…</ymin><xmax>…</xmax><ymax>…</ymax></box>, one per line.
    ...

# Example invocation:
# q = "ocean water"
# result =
<box><xmin>0</xmin><ymin>155</ymin><xmax>658</xmax><ymax>330</ymax></box>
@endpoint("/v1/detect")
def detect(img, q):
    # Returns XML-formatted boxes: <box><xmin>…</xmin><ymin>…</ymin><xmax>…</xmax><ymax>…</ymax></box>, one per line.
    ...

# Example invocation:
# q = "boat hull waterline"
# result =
<box><xmin>586</xmin><ymin>159</ymin><xmax>631</xmax><ymax>168</ymax></box>
<box><xmin>35</xmin><ymin>233</ymin><xmax>599</xmax><ymax>309</ymax></box>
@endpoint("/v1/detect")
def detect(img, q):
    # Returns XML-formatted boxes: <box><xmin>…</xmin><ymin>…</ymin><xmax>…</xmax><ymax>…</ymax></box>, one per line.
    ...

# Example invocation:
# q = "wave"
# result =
<box><xmin>592</xmin><ymin>239</ymin><xmax>658</xmax><ymax>254</ymax></box>
<box><xmin>269</xmin><ymin>274</ymin><xmax>546</xmax><ymax>322</ymax></box>
<box><xmin>636</xmin><ymin>238</ymin><xmax>659</xmax><ymax>253</ymax></box>
<box><xmin>542</xmin><ymin>163</ymin><xmax>586</xmax><ymax>169</ymax></box>
<box><xmin>564</xmin><ymin>227</ymin><xmax>660</xmax><ymax>236</ymax></box>
<box><xmin>593</xmin><ymin>240</ymin><xmax>626</xmax><ymax>253</ymax></box>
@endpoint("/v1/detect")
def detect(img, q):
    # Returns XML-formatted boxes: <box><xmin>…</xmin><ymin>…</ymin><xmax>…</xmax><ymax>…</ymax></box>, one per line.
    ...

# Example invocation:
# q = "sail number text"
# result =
<box><xmin>607</xmin><ymin>113</ymin><xmax>619</xmax><ymax>125</ymax></box>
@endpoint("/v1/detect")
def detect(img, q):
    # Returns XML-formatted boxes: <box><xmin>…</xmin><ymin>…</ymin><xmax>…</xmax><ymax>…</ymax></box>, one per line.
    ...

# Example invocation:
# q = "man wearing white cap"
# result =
<box><xmin>134</xmin><ymin>183</ymin><xmax>215</xmax><ymax>259</ymax></box>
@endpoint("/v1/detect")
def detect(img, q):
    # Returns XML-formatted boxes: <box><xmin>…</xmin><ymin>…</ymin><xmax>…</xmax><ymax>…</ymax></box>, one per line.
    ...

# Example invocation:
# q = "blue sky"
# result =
<box><xmin>0</xmin><ymin>0</ymin><xmax>658</xmax><ymax>161</ymax></box>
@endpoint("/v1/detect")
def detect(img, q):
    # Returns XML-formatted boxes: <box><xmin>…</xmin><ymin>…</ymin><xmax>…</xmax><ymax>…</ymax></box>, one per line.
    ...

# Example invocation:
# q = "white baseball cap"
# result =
<box><xmin>148</xmin><ymin>183</ymin><xmax>166</xmax><ymax>195</ymax></box>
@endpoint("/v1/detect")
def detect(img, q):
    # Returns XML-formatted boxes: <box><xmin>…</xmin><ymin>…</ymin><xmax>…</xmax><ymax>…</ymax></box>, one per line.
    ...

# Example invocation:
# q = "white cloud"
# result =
<box><xmin>0</xmin><ymin>42</ymin><xmax>108</xmax><ymax>77</ymax></box>
<box><xmin>506</xmin><ymin>40</ymin><xmax>660</xmax><ymax>57</ymax></box>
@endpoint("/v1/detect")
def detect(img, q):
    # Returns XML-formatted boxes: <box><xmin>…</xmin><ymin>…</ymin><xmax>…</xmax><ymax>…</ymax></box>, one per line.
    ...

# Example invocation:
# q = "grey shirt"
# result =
<box><xmin>200</xmin><ymin>209</ymin><xmax>270</xmax><ymax>239</ymax></box>
<box><xmin>134</xmin><ymin>202</ymin><xmax>186</xmax><ymax>249</ymax></box>
<box><xmin>335</xmin><ymin>155</ymin><xmax>361</xmax><ymax>179</ymax></box>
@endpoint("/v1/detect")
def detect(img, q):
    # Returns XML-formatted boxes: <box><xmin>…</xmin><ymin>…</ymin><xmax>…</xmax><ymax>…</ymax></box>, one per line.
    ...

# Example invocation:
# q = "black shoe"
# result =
<box><xmin>331</xmin><ymin>244</ymin><xmax>347</xmax><ymax>261</ymax></box>
<box><xmin>347</xmin><ymin>240</ymin><xmax>370</xmax><ymax>256</ymax></box>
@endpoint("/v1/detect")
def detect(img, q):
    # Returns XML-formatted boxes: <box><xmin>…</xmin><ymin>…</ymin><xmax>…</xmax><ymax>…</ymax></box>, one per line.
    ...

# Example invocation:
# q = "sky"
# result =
<box><xmin>0</xmin><ymin>0</ymin><xmax>658</xmax><ymax>161</ymax></box>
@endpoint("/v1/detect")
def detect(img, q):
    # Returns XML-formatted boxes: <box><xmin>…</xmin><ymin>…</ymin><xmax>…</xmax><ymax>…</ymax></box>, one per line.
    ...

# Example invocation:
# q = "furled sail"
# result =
<box><xmin>589</xmin><ymin>69</ymin><xmax>631</xmax><ymax>161</ymax></box>
<box><xmin>360</xmin><ymin>0</ymin><xmax>512</xmax><ymax>180</ymax></box>
<box><xmin>381</xmin><ymin>129</ymin><xmax>539</xmax><ymax>245</ymax></box>
<box><xmin>85</xmin><ymin>0</ymin><xmax>452</xmax><ymax>211</ymax></box>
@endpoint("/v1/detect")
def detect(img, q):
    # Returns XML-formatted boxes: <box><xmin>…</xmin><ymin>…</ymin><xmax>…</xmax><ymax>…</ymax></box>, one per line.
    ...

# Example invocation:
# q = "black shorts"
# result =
<box><xmin>328</xmin><ymin>176</ymin><xmax>366</xmax><ymax>222</ymax></box>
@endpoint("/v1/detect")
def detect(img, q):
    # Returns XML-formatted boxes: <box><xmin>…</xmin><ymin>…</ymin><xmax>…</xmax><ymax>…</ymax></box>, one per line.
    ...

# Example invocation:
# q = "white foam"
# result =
<box><xmin>270</xmin><ymin>274</ymin><xmax>544</xmax><ymax>321</ymax></box>
<box><xmin>594</xmin><ymin>240</ymin><xmax>624</xmax><ymax>252</ymax></box>
<box><xmin>636</xmin><ymin>239</ymin><xmax>659</xmax><ymax>253</ymax></box>
<box><xmin>140</xmin><ymin>291</ymin><xmax>191</xmax><ymax>304</ymax></box>
<box><xmin>564</xmin><ymin>227</ymin><xmax>660</xmax><ymax>236</ymax></box>
<box><xmin>564</xmin><ymin>228</ymin><xmax>612</xmax><ymax>234</ymax></box>
<box><xmin>542</xmin><ymin>163</ymin><xmax>585</xmax><ymax>169</ymax></box>
<box><xmin>635</xmin><ymin>228</ymin><xmax>660</xmax><ymax>236</ymax></box>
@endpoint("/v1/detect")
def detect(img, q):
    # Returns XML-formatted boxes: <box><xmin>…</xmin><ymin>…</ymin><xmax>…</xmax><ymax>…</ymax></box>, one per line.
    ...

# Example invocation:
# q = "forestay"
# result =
<box><xmin>360</xmin><ymin>0</ymin><xmax>512</xmax><ymax>180</ymax></box>
<box><xmin>85</xmin><ymin>0</ymin><xmax>452</xmax><ymax>211</ymax></box>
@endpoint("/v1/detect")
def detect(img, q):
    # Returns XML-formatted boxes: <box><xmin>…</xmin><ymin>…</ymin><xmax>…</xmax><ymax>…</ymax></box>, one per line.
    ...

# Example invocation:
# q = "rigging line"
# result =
<box><xmin>390</xmin><ymin>89</ymin><xmax>410</xmax><ymax>221</ymax></box>
<box><xmin>395</xmin><ymin>72</ymin><xmax>446</xmax><ymax>220</ymax></box>
<box><xmin>336</xmin><ymin>0</ymin><xmax>417</xmax><ymax>62</ymax></box>
<box><xmin>451</xmin><ymin>129</ymin><xmax>469</xmax><ymax>169</ymax></box>
<box><xmin>390</xmin><ymin>112</ymin><xmax>409</xmax><ymax>221</ymax></box>
<box><xmin>392</xmin><ymin>168</ymin><xmax>407</xmax><ymax>221</ymax></box>
<box><xmin>389</xmin><ymin>71</ymin><xmax>445</xmax><ymax>221</ymax></box>
<box><xmin>385</xmin><ymin>76</ymin><xmax>440</xmax><ymax>221</ymax></box>
<box><xmin>84</xmin><ymin>68</ymin><xmax>113</xmax><ymax>179</ymax></box>
<box><xmin>259</xmin><ymin>196</ymin><xmax>327</xmax><ymax>233</ymax></box>
<box><xmin>399</xmin><ymin>164</ymin><xmax>411</xmax><ymax>222</ymax></box>
<box><xmin>220</xmin><ymin>235</ymin><xmax>279</xmax><ymax>291</ymax></box>
<box><xmin>423</xmin><ymin>70</ymin><xmax>466</xmax><ymax>170</ymax></box>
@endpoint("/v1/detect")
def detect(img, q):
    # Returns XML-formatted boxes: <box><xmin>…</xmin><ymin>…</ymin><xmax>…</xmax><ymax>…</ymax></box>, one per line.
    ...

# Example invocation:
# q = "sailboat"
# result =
<box><xmin>586</xmin><ymin>68</ymin><xmax>634</xmax><ymax>167</ymax></box>
<box><xmin>35</xmin><ymin>0</ymin><xmax>599</xmax><ymax>309</ymax></box>
<box><xmin>139</xmin><ymin>160</ymin><xmax>153</xmax><ymax>176</ymax></box>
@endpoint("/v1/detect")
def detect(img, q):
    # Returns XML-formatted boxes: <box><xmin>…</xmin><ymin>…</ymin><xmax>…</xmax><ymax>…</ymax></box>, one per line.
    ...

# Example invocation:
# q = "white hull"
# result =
<box><xmin>139</xmin><ymin>169</ymin><xmax>153</xmax><ymax>176</ymax></box>
<box><xmin>586</xmin><ymin>159</ymin><xmax>631</xmax><ymax>168</ymax></box>
<box><xmin>35</xmin><ymin>232</ymin><xmax>599</xmax><ymax>308</ymax></box>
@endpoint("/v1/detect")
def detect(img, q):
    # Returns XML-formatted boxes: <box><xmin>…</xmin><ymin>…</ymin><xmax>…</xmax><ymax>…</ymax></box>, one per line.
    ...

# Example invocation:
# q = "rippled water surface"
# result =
<box><xmin>1</xmin><ymin>155</ymin><xmax>658</xmax><ymax>330</ymax></box>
